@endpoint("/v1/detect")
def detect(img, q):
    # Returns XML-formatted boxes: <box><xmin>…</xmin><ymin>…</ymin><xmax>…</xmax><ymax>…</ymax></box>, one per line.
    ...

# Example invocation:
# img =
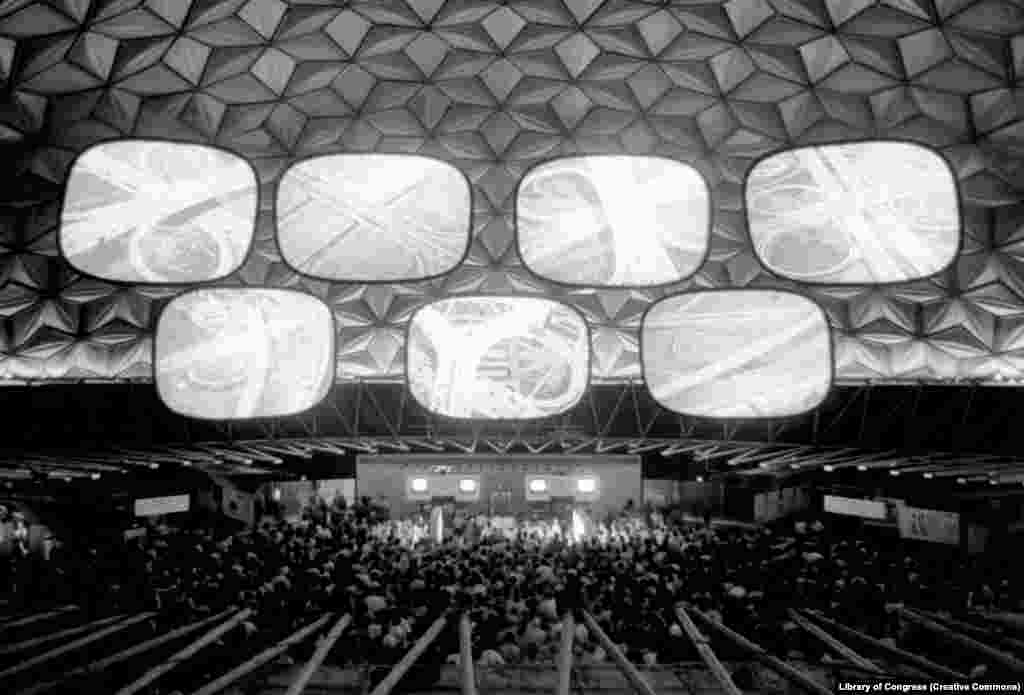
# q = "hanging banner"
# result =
<box><xmin>824</xmin><ymin>495</ymin><xmax>888</xmax><ymax>520</ymax></box>
<box><xmin>133</xmin><ymin>494</ymin><xmax>190</xmax><ymax>517</ymax></box>
<box><xmin>897</xmin><ymin>505</ymin><xmax>960</xmax><ymax>546</ymax></box>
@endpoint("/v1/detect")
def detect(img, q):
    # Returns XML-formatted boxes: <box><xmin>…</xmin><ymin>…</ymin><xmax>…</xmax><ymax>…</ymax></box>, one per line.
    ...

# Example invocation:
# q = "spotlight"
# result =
<box><xmin>529</xmin><ymin>478</ymin><xmax>548</xmax><ymax>493</ymax></box>
<box><xmin>411</xmin><ymin>477</ymin><xmax>428</xmax><ymax>493</ymax></box>
<box><xmin>577</xmin><ymin>477</ymin><xmax>596</xmax><ymax>493</ymax></box>
<box><xmin>459</xmin><ymin>478</ymin><xmax>477</xmax><ymax>493</ymax></box>
<box><xmin>695</xmin><ymin>475</ymin><xmax>704</xmax><ymax>483</ymax></box>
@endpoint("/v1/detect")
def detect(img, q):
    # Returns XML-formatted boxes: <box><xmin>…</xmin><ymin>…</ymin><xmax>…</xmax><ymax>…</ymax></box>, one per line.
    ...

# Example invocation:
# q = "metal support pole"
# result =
<box><xmin>674</xmin><ymin>606</ymin><xmax>743</xmax><ymax>695</ymax></box>
<box><xmin>806</xmin><ymin>610</ymin><xmax>966</xmax><ymax>680</ymax></box>
<box><xmin>0</xmin><ymin>612</ymin><xmax>127</xmax><ymax>656</ymax></box>
<box><xmin>0</xmin><ymin>605</ymin><xmax>77</xmax><ymax>634</ymax></box>
<box><xmin>894</xmin><ymin>606</ymin><xmax>1024</xmax><ymax>674</ymax></box>
<box><xmin>580</xmin><ymin>610</ymin><xmax>658</xmax><ymax>695</ymax></box>
<box><xmin>192</xmin><ymin>613</ymin><xmax>333</xmax><ymax>695</ymax></box>
<box><xmin>114</xmin><ymin>607</ymin><xmax>253</xmax><ymax>695</ymax></box>
<box><xmin>557</xmin><ymin>613</ymin><xmax>576</xmax><ymax>695</ymax></box>
<box><xmin>368</xmin><ymin>616</ymin><xmax>448</xmax><ymax>695</ymax></box>
<box><xmin>15</xmin><ymin>610</ymin><xmax>232</xmax><ymax>695</ymax></box>
<box><xmin>283</xmin><ymin>614</ymin><xmax>352</xmax><ymax>695</ymax></box>
<box><xmin>0</xmin><ymin>612</ymin><xmax>157</xmax><ymax>682</ymax></box>
<box><xmin>459</xmin><ymin>614</ymin><xmax>478</xmax><ymax>695</ymax></box>
<box><xmin>684</xmin><ymin>605</ymin><xmax>831</xmax><ymax>695</ymax></box>
<box><xmin>789</xmin><ymin>610</ymin><xmax>882</xmax><ymax>675</ymax></box>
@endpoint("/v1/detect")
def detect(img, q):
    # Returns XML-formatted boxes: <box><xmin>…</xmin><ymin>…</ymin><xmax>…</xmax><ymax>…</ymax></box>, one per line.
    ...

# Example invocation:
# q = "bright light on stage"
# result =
<box><xmin>571</xmin><ymin>508</ymin><xmax>585</xmax><ymax>543</ymax></box>
<box><xmin>529</xmin><ymin>478</ymin><xmax>548</xmax><ymax>493</ymax></box>
<box><xmin>577</xmin><ymin>477</ymin><xmax>596</xmax><ymax>493</ymax></box>
<box><xmin>154</xmin><ymin>288</ymin><xmax>336</xmax><ymax>420</ymax></box>
<box><xmin>411</xmin><ymin>477</ymin><xmax>428</xmax><ymax>493</ymax></box>
<box><xmin>746</xmin><ymin>141</ymin><xmax>960</xmax><ymax>284</ymax></box>
<box><xmin>61</xmin><ymin>139</ymin><xmax>258</xmax><ymax>284</ymax></box>
<box><xmin>517</xmin><ymin>155</ymin><xmax>710</xmax><ymax>287</ymax></box>
<box><xmin>459</xmin><ymin>478</ymin><xmax>477</xmax><ymax>493</ymax></box>
<box><xmin>277</xmin><ymin>154</ymin><xmax>471</xmax><ymax>282</ymax></box>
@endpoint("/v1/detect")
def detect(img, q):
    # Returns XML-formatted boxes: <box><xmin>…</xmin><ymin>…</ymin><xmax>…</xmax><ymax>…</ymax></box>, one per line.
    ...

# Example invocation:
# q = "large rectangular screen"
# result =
<box><xmin>516</xmin><ymin>155</ymin><xmax>710</xmax><ymax>287</ymax></box>
<box><xmin>746</xmin><ymin>141</ymin><xmax>960</xmax><ymax>284</ymax></box>
<box><xmin>60</xmin><ymin>140</ymin><xmax>258</xmax><ymax>284</ymax></box>
<box><xmin>406</xmin><ymin>296</ymin><xmax>590</xmax><ymax>420</ymax></box>
<box><xmin>155</xmin><ymin>289</ymin><xmax>335</xmax><ymax>420</ymax></box>
<box><xmin>641</xmin><ymin>290</ymin><xmax>832</xmax><ymax>418</ymax></box>
<box><xmin>276</xmin><ymin>154</ymin><xmax>471</xmax><ymax>282</ymax></box>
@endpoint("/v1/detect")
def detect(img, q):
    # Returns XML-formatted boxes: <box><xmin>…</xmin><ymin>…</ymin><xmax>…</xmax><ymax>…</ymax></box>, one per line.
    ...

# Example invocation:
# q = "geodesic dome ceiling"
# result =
<box><xmin>1</xmin><ymin>0</ymin><xmax>1023</xmax><ymax>385</ymax></box>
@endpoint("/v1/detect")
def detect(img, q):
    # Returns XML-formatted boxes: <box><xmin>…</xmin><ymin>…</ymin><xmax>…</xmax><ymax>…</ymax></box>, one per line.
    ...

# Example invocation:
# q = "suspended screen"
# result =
<box><xmin>517</xmin><ymin>155</ymin><xmax>710</xmax><ymax>287</ymax></box>
<box><xmin>407</xmin><ymin>296</ymin><xmax>590</xmax><ymax>420</ymax></box>
<box><xmin>642</xmin><ymin>290</ymin><xmax>832</xmax><ymax>418</ymax></box>
<box><xmin>746</xmin><ymin>141</ymin><xmax>960</xmax><ymax>284</ymax></box>
<box><xmin>155</xmin><ymin>289</ymin><xmax>335</xmax><ymax>420</ymax></box>
<box><xmin>60</xmin><ymin>140</ymin><xmax>257</xmax><ymax>284</ymax></box>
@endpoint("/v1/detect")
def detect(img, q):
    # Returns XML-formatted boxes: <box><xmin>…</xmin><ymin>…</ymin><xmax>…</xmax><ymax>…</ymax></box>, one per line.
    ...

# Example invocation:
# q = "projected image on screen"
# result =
<box><xmin>277</xmin><ymin>155</ymin><xmax>471</xmax><ymax>282</ymax></box>
<box><xmin>60</xmin><ymin>140</ymin><xmax>257</xmax><ymax>284</ymax></box>
<box><xmin>407</xmin><ymin>297</ymin><xmax>590</xmax><ymax>420</ymax></box>
<box><xmin>155</xmin><ymin>289</ymin><xmax>335</xmax><ymax>420</ymax></box>
<box><xmin>642</xmin><ymin>291</ymin><xmax>832</xmax><ymax>418</ymax></box>
<box><xmin>517</xmin><ymin>156</ymin><xmax>710</xmax><ymax>286</ymax></box>
<box><xmin>746</xmin><ymin>142</ymin><xmax>960</xmax><ymax>284</ymax></box>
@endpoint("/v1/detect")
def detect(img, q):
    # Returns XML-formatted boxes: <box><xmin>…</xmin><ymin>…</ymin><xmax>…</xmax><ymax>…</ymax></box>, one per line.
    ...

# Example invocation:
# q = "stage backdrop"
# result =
<box><xmin>356</xmin><ymin>455</ymin><xmax>641</xmax><ymax>519</ymax></box>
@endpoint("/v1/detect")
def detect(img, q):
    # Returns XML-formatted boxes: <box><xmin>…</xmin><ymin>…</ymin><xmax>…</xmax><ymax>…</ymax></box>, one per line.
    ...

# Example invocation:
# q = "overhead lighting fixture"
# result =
<box><xmin>577</xmin><ymin>477</ymin><xmax>597</xmax><ymax>493</ymax></box>
<box><xmin>529</xmin><ymin>478</ymin><xmax>548</xmax><ymax>493</ymax></box>
<box><xmin>459</xmin><ymin>478</ymin><xmax>477</xmax><ymax>493</ymax></box>
<box><xmin>411</xmin><ymin>477</ymin><xmax>428</xmax><ymax>493</ymax></box>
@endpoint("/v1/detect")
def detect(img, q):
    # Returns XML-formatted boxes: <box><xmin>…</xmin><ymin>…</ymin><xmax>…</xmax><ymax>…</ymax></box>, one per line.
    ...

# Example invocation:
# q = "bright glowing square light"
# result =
<box><xmin>411</xmin><ymin>477</ymin><xmax>428</xmax><ymax>493</ymax></box>
<box><xmin>459</xmin><ymin>478</ymin><xmax>477</xmax><ymax>493</ymax></box>
<box><xmin>529</xmin><ymin>478</ymin><xmax>548</xmax><ymax>493</ymax></box>
<box><xmin>576</xmin><ymin>477</ymin><xmax>597</xmax><ymax>493</ymax></box>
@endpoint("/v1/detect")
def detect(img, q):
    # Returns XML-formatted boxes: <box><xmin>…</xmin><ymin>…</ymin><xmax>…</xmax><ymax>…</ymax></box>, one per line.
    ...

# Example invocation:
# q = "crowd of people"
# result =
<box><xmin>2</xmin><ymin>496</ymin><xmax>1021</xmax><ymax>688</ymax></box>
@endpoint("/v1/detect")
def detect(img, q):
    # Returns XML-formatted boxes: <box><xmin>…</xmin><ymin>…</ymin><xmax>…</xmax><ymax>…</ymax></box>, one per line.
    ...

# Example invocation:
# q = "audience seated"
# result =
<box><xmin>2</xmin><ymin>499</ymin><xmax>1020</xmax><ymax>684</ymax></box>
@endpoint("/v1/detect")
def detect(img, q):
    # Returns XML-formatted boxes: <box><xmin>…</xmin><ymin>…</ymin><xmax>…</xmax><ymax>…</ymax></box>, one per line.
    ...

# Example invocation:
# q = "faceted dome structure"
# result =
<box><xmin>1</xmin><ymin>0</ymin><xmax>1022</xmax><ymax>386</ymax></box>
